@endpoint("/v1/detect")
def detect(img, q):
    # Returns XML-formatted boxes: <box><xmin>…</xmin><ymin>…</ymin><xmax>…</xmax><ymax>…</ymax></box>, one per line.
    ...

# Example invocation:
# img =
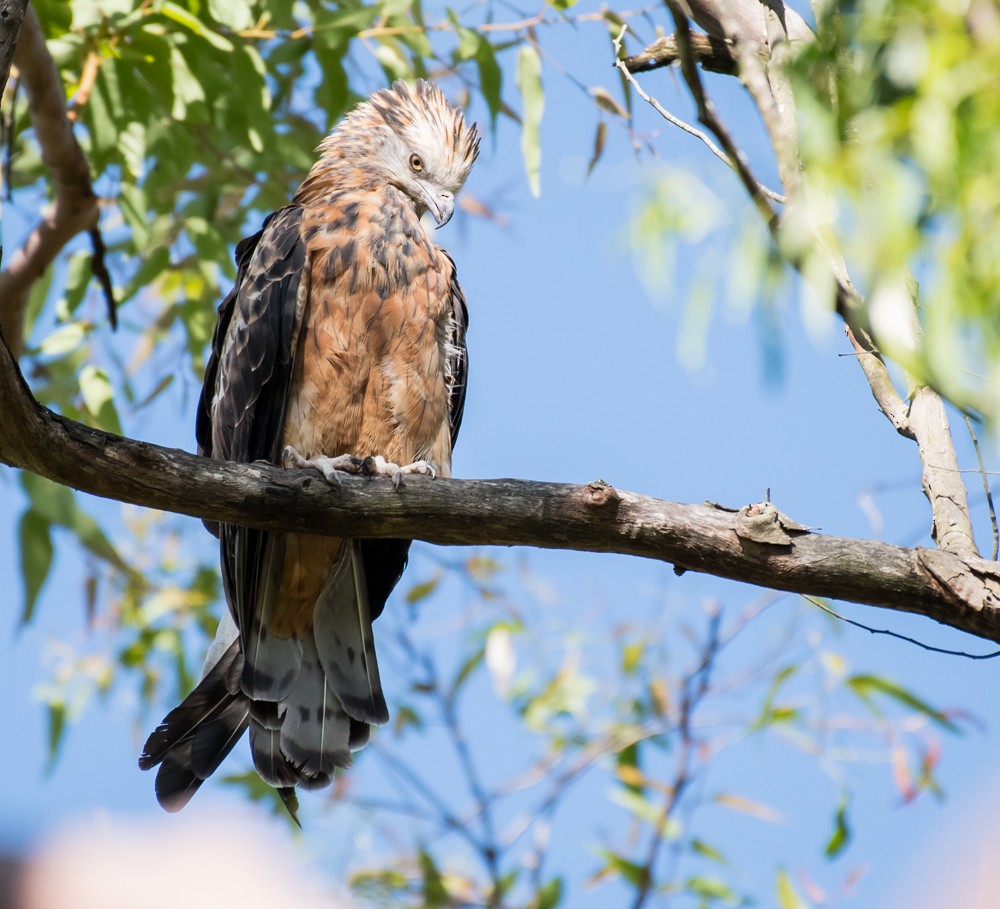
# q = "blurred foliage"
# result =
<box><xmin>334</xmin><ymin>555</ymin><xmax>963</xmax><ymax>908</ymax></box>
<box><xmin>788</xmin><ymin>0</ymin><xmax>1000</xmax><ymax>418</ymax></box>
<box><xmin>2</xmin><ymin>0</ymin><xmax>995</xmax><ymax>906</ymax></box>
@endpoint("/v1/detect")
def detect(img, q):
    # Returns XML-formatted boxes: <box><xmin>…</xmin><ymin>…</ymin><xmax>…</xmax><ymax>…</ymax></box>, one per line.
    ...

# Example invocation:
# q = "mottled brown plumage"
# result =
<box><xmin>140</xmin><ymin>81</ymin><xmax>478</xmax><ymax>814</ymax></box>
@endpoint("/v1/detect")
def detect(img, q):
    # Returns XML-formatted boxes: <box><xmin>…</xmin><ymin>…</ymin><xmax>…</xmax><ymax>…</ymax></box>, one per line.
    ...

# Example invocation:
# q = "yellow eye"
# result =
<box><xmin>409</xmin><ymin>154</ymin><xmax>424</xmax><ymax>172</ymax></box>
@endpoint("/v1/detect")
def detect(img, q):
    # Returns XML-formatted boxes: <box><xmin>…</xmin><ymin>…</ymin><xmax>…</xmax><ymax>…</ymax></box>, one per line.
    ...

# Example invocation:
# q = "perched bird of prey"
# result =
<box><xmin>139</xmin><ymin>80</ymin><xmax>479</xmax><ymax>815</ymax></box>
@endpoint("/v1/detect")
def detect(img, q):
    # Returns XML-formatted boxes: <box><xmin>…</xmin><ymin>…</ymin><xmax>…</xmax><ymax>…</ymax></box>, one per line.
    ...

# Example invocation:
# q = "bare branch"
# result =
<box><xmin>2</xmin><ymin>329</ymin><xmax>1000</xmax><ymax>645</ymax></box>
<box><xmin>623</xmin><ymin>32</ymin><xmax>740</xmax><ymax>75</ymax></box>
<box><xmin>0</xmin><ymin>5</ymin><xmax>99</xmax><ymax>357</ymax></box>
<box><xmin>614</xmin><ymin>26</ymin><xmax>785</xmax><ymax>203</ymax></box>
<box><xmin>845</xmin><ymin>325</ymin><xmax>913</xmax><ymax>437</ymax></box>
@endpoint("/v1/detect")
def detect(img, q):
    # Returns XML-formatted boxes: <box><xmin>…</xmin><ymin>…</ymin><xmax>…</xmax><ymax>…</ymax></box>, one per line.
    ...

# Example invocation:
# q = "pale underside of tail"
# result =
<box><xmin>140</xmin><ymin>539</ymin><xmax>388</xmax><ymax>809</ymax></box>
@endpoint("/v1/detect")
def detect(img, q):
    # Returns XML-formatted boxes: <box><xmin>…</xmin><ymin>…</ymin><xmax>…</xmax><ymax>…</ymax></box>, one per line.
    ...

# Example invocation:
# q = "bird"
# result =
<box><xmin>139</xmin><ymin>80</ymin><xmax>479</xmax><ymax>816</ymax></box>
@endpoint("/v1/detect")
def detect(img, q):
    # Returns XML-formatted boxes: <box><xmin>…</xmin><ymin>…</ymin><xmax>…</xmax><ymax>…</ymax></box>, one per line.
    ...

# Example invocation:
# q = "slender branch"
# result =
<box><xmin>2</xmin><ymin>331</ymin><xmax>1000</xmax><ymax>644</ymax></box>
<box><xmin>964</xmin><ymin>413</ymin><xmax>998</xmax><ymax>561</ymax></box>
<box><xmin>614</xmin><ymin>26</ymin><xmax>785</xmax><ymax>204</ymax></box>
<box><xmin>663</xmin><ymin>0</ymin><xmax>778</xmax><ymax>228</ymax></box>
<box><xmin>0</xmin><ymin>4</ymin><xmax>99</xmax><ymax>357</ymax></box>
<box><xmin>803</xmin><ymin>596</ymin><xmax>1000</xmax><ymax>660</ymax></box>
<box><xmin>845</xmin><ymin>325</ymin><xmax>913</xmax><ymax>438</ymax></box>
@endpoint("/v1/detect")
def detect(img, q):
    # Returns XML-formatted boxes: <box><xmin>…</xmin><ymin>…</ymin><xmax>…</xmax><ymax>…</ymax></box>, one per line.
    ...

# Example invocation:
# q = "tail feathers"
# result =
<box><xmin>349</xmin><ymin>718</ymin><xmax>370</xmax><ymax>751</ymax></box>
<box><xmin>278</xmin><ymin>635</ymin><xmax>351</xmax><ymax>787</ymax></box>
<box><xmin>190</xmin><ymin>698</ymin><xmax>250</xmax><ymax>779</ymax></box>
<box><xmin>155</xmin><ymin>741</ymin><xmax>203</xmax><ymax>813</ymax></box>
<box><xmin>249</xmin><ymin>701</ymin><xmax>300</xmax><ymax>788</ymax></box>
<box><xmin>240</xmin><ymin>533</ymin><xmax>304</xmax><ymax>701</ymax></box>
<box><xmin>313</xmin><ymin>542</ymin><xmax>389</xmax><ymax>725</ymax></box>
<box><xmin>139</xmin><ymin>639</ymin><xmax>242</xmax><ymax>771</ymax></box>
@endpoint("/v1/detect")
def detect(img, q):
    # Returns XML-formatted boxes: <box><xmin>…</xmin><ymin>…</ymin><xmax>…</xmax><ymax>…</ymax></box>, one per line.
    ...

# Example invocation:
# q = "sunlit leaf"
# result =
<box><xmin>160</xmin><ymin>2</ymin><xmax>234</xmax><ymax>51</ymax></box>
<box><xmin>686</xmin><ymin>875</ymin><xmax>740</xmax><ymax>904</ymax></box>
<box><xmin>777</xmin><ymin>868</ymin><xmax>810</xmax><ymax>909</ymax></box>
<box><xmin>847</xmin><ymin>674</ymin><xmax>959</xmax><ymax>732</ymax></box>
<box><xmin>596</xmin><ymin>849</ymin><xmax>648</xmax><ymax>889</ymax></box>
<box><xmin>419</xmin><ymin>849</ymin><xmax>448</xmax><ymax>907</ymax></box>
<box><xmin>79</xmin><ymin>365</ymin><xmax>123</xmax><ymax>435</ymax></box>
<box><xmin>516</xmin><ymin>44</ymin><xmax>544</xmax><ymax>196</ymax></box>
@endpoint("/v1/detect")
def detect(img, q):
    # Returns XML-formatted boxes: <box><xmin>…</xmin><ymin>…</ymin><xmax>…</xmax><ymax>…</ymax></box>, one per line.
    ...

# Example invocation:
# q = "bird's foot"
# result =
<box><xmin>361</xmin><ymin>455</ymin><xmax>436</xmax><ymax>490</ymax></box>
<box><xmin>282</xmin><ymin>447</ymin><xmax>435</xmax><ymax>490</ymax></box>
<box><xmin>282</xmin><ymin>446</ymin><xmax>366</xmax><ymax>485</ymax></box>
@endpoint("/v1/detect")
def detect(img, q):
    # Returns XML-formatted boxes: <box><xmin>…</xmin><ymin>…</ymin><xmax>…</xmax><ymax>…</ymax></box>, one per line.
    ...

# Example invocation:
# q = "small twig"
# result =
<box><xmin>629</xmin><ymin>609</ymin><xmax>721</xmax><ymax>909</ymax></box>
<box><xmin>88</xmin><ymin>226</ymin><xmax>117</xmax><ymax>331</ymax></box>
<box><xmin>963</xmin><ymin>413</ymin><xmax>998</xmax><ymax>561</ymax></box>
<box><xmin>66</xmin><ymin>47</ymin><xmax>100</xmax><ymax>122</ymax></box>
<box><xmin>613</xmin><ymin>26</ymin><xmax>785</xmax><ymax>204</ymax></box>
<box><xmin>661</xmin><ymin>3</ymin><xmax>779</xmax><ymax>228</ymax></box>
<box><xmin>803</xmin><ymin>596</ymin><xmax>1000</xmax><ymax>660</ymax></box>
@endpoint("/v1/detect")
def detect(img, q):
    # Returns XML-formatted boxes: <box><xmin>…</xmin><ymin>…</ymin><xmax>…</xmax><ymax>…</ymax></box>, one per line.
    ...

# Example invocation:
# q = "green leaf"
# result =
<box><xmin>825</xmin><ymin>796</ymin><xmax>851</xmax><ymax>858</ymax></box>
<box><xmin>406</xmin><ymin>575</ymin><xmax>440</xmax><ymax>604</ymax></box>
<box><xmin>475</xmin><ymin>40</ymin><xmax>503</xmax><ymax>130</ymax></box>
<box><xmin>847</xmin><ymin>674</ymin><xmax>959</xmax><ymax>732</ymax></box>
<box><xmin>690</xmin><ymin>838</ymin><xmax>727</xmax><ymax>864</ymax></box>
<box><xmin>597</xmin><ymin>849</ymin><xmax>648</xmax><ymax>889</ymax></box>
<box><xmin>776</xmin><ymin>869</ymin><xmax>809</xmax><ymax>909</ymax></box>
<box><xmin>207</xmin><ymin>0</ymin><xmax>255</xmax><ymax>30</ymax></box>
<box><xmin>19</xmin><ymin>510</ymin><xmax>53</xmax><ymax>624</ymax></box>
<box><xmin>516</xmin><ymin>44</ymin><xmax>544</xmax><ymax>197</ymax></box>
<box><xmin>39</xmin><ymin>322</ymin><xmax>87</xmax><ymax>357</ymax></box>
<box><xmin>587</xmin><ymin>120</ymin><xmax>607</xmax><ymax>177</ymax></box>
<box><xmin>46</xmin><ymin>700</ymin><xmax>66</xmax><ymax>770</ymax></box>
<box><xmin>159</xmin><ymin>2</ymin><xmax>234</xmax><ymax>51</ymax></box>
<box><xmin>20</xmin><ymin>473</ymin><xmax>128</xmax><ymax>574</ymax></box>
<box><xmin>419</xmin><ymin>849</ymin><xmax>448</xmax><ymax>907</ymax></box>
<box><xmin>535</xmin><ymin>876</ymin><xmax>563</xmax><ymax>909</ymax></box>
<box><xmin>450</xmin><ymin>646</ymin><xmax>485</xmax><ymax>700</ymax></box>
<box><xmin>79</xmin><ymin>365</ymin><xmax>123</xmax><ymax>435</ymax></box>
<box><xmin>686</xmin><ymin>875</ymin><xmax>739</xmax><ymax>904</ymax></box>
<box><xmin>59</xmin><ymin>250</ymin><xmax>94</xmax><ymax>318</ymax></box>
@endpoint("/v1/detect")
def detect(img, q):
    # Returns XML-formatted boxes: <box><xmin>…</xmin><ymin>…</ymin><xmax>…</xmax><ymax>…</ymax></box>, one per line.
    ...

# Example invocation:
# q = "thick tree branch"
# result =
<box><xmin>0</xmin><ymin>4</ymin><xmax>99</xmax><ymax>357</ymax></box>
<box><xmin>2</xmin><ymin>329</ymin><xmax>1000</xmax><ymax>644</ymax></box>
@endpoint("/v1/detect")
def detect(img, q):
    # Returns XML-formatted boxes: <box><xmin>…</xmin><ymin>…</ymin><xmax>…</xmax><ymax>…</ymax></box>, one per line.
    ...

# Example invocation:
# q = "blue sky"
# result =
<box><xmin>2</xmin><ymin>5</ymin><xmax>999</xmax><ymax>907</ymax></box>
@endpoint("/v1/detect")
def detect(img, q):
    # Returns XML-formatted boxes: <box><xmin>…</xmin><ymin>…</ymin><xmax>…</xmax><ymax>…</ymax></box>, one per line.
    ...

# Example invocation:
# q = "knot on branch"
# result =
<box><xmin>581</xmin><ymin>478</ymin><xmax>620</xmax><ymax>510</ymax></box>
<box><xmin>735</xmin><ymin>501</ymin><xmax>812</xmax><ymax>549</ymax></box>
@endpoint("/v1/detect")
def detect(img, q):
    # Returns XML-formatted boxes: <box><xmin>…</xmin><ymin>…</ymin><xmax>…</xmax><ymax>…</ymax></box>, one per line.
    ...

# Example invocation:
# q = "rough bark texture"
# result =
<box><xmin>2</xmin><ymin>333</ymin><xmax>1000</xmax><ymax>643</ymax></box>
<box><xmin>0</xmin><ymin>4</ymin><xmax>99</xmax><ymax>357</ymax></box>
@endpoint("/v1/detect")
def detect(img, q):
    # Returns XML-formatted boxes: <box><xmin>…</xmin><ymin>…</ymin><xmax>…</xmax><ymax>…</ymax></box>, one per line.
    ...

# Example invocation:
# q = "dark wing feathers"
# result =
<box><xmin>442</xmin><ymin>250</ymin><xmax>470</xmax><ymax>446</ymax></box>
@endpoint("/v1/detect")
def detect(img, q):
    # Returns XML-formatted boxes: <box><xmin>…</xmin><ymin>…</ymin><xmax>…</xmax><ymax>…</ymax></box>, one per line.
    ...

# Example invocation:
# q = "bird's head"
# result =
<box><xmin>315</xmin><ymin>80</ymin><xmax>480</xmax><ymax>228</ymax></box>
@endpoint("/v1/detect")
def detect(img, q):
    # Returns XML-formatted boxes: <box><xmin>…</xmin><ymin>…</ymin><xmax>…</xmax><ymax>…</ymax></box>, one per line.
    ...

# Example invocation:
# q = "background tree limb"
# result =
<box><xmin>0</xmin><ymin>3</ymin><xmax>98</xmax><ymax>358</ymax></box>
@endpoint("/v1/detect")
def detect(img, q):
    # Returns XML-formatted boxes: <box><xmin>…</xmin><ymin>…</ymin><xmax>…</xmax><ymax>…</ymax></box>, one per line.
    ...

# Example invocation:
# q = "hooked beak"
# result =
<box><xmin>420</xmin><ymin>186</ymin><xmax>455</xmax><ymax>228</ymax></box>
